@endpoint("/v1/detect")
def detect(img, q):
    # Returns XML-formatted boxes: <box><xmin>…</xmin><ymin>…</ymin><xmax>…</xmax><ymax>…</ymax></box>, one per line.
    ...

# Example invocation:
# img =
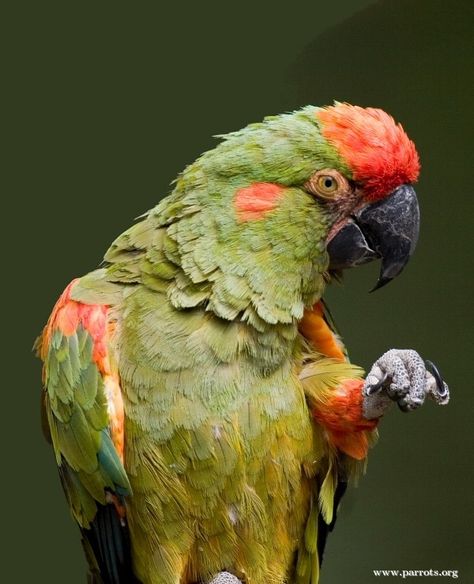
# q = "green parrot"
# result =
<box><xmin>37</xmin><ymin>103</ymin><xmax>449</xmax><ymax>584</ymax></box>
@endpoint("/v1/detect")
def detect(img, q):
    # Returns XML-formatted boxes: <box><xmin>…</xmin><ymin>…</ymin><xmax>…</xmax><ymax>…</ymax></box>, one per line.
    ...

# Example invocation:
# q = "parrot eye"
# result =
<box><xmin>320</xmin><ymin>176</ymin><xmax>337</xmax><ymax>192</ymax></box>
<box><xmin>305</xmin><ymin>169</ymin><xmax>349</xmax><ymax>200</ymax></box>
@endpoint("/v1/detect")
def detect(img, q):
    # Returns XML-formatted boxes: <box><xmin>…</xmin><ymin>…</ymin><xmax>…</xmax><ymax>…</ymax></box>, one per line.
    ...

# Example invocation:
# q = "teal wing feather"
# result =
<box><xmin>38</xmin><ymin>282</ymin><xmax>140</xmax><ymax>583</ymax></box>
<box><xmin>41</xmin><ymin>322</ymin><xmax>130</xmax><ymax>527</ymax></box>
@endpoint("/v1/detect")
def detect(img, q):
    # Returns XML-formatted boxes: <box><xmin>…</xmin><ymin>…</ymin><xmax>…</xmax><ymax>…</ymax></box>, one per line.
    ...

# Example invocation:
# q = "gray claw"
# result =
<box><xmin>397</xmin><ymin>402</ymin><xmax>410</xmax><ymax>412</ymax></box>
<box><xmin>397</xmin><ymin>397</ymin><xmax>415</xmax><ymax>413</ymax></box>
<box><xmin>425</xmin><ymin>360</ymin><xmax>448</xmax><ymax>398</ymax></box>
<box><xmin>366</xmin><ymin>372</ymin><xmax>388</xmax><ymax>395</ymax></box>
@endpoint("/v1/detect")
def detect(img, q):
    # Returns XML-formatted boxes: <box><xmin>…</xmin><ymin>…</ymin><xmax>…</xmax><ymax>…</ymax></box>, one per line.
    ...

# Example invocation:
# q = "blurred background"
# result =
<box><xmin>5</xmin><ymin>0</ymin><xmax>473</xmax><ymax>582</ymax></box>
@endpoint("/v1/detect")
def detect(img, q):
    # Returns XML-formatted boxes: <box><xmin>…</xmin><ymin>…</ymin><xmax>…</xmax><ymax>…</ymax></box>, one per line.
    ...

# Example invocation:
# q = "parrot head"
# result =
<box><xmin>160</xmin><ymin>103</ymin><xmax>420</xmax><ymax>322</ymax></box>
<box><xmin>202</xmin><ymin>104</ymin><xmax>418</xmax><ymax>284</ymax></box>
<box><xmin>314</xmin><ymin>103</ymin><xmax>420</xmax><ymax>291</ymax></box>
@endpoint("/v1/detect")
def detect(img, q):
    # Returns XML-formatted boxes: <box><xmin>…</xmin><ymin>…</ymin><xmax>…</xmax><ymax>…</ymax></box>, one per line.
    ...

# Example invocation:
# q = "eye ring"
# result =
<box><xmin>305</xmin><ymin>169</ymin><xmax>349</xmax><ymax>199</ymax></box>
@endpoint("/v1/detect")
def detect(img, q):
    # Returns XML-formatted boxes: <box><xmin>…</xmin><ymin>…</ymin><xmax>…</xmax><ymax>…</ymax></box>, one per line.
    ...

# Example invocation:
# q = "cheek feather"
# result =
<box><xmin>234</xmin><ymin>182</ymin><xmax>285</xmax><ymax>221</ymax></box>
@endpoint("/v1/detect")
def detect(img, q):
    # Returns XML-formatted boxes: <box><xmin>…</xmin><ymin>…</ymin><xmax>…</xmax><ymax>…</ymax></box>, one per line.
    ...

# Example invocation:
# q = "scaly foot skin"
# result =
<box><xmin>363</xmin><ymin>349</ymin><xmax>449</xmax><ymax>419</ymax></box>
<box><xmin>208</xmin><ymin>573</ymin><xmax>243</xmax><ymax>584</ymax></box>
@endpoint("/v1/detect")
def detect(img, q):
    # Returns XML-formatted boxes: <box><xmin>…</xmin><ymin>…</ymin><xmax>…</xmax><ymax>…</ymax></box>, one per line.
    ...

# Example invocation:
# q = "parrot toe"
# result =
<box><xmin>362</xmin><ymin>349</ymin><xmax>450</xmax><ymax>418</ymax></box>
<box><xmin>365</xmin><ymin>370</ymin><xmax>388</xmax><ymax>395</ymax></box>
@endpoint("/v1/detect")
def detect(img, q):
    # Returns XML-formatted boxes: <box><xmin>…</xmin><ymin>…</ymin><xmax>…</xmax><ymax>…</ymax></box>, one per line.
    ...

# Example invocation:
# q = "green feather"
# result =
<box><xmin>40</xmin><ymin>105</ymin><xmax>383</xmax><ymax>582</ymax></box>
<box><xmin>319</xmin><ymin>461</ymin><xmax>337</xmax><ymax>525</ymax></box>
<box><xmin>42</xmin><ymin>322</ymin><xmax>131</xmax><ymax>529</ymax></box>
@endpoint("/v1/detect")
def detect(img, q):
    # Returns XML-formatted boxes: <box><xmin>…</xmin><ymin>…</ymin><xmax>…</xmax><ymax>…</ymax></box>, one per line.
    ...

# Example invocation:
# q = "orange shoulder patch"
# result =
<box><xmin>42</xmin><ymin>279</ymin><xmax>125</xmax><ymax>462</ymax></box>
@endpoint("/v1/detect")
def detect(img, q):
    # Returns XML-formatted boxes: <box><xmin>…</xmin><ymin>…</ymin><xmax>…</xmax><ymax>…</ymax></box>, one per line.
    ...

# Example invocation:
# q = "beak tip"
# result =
<box><xmin>369</xmin><ymin>276</ymin><xmax>392</xmax><ymax>293</ymax></box>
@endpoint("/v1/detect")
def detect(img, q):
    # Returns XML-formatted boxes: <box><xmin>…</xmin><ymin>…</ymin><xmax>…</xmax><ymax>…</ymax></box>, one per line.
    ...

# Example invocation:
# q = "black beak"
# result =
<box><xmin>327</xmin><ymin>185</ymin><xmax>420</xmax><ymax>291</ymax></box>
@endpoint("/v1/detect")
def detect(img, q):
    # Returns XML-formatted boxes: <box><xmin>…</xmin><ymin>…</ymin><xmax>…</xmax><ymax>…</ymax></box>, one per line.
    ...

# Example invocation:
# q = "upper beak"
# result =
<box><xmin>326</xmin><ymin>184</ymin><xmax>420</xmax><ymax>291</ymax></box>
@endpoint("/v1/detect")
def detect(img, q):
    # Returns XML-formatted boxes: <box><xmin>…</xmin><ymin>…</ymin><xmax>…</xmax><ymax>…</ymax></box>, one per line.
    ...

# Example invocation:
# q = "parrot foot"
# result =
<box><xmin>362</xmin><ymin>349</ymin><xmax>449</xmax><ymax>419</ymax></box>
<box><xmin>207</xmin><ymin>572</ymin><xmax>243</xmax><ymax>584</ymax></box>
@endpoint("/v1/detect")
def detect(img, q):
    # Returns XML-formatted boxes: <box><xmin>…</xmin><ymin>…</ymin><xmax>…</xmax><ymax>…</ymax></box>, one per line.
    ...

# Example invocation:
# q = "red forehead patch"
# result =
<box><xmin>234</xmin><ymin>182</ymin><xmax>285</xmax><ymax>221</ymax></box>
<box><xmin>317</xmin><ymin>104</ymin><xmax>420</xmax><ymax>200</ymax></box>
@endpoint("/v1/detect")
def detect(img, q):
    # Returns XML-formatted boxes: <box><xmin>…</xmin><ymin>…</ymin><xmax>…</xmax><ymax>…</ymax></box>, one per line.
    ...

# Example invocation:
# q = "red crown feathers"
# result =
<box><xmin>317</xmin><ymin>103</ymin><xmax>420</xmax><ymax>201</ymax></box>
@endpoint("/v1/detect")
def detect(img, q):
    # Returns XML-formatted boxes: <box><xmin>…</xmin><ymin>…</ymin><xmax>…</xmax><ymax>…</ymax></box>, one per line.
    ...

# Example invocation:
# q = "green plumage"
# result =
<box><xmin>42</xmin><ymin>106</ymin><xmax>370</xmax><ymax>584</ymax></box>
<box><xmin>42</xmin><ymin>326</ymin><xmax>131</xmax><ymax>527</ymax></box>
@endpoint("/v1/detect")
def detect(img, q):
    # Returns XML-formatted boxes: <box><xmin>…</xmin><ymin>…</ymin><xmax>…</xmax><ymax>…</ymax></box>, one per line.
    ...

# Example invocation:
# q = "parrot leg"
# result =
<box><xmin>207</xmin><ymin>572</ymin><xmax>243</xmax><ymax>584</ymax></box>
<box><xmin>362</xmin><ymin>349</ymin><xmax>449</xmax><ymax>419</ymax></box>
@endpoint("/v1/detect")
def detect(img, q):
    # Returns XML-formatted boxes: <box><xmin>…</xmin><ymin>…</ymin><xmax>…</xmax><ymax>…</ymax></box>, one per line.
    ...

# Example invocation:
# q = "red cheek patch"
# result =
<box><xmin>234</xmin><ymin>182</ymin><xmax>284</xmax><ymax>221</ymax></box>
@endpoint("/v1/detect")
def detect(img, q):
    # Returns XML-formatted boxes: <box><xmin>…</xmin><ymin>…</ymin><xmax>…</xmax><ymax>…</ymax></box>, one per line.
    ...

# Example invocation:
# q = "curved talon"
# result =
<box><xmin>425</xmin><ymin>359</ymin><xmax>447</xmax><ymax>397</ymax></box>
<box><xmin>397</xmin><ymin>399</ymin><xmax>411</xmax><ymax>413</ymax></box>
<box><xmin>366</xmin><ymin>371</ymin><xmax>388</xmax><ymax>395</ymax></box>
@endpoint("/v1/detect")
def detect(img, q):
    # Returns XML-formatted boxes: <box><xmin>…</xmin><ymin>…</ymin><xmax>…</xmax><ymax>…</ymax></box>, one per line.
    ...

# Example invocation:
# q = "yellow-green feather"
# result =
<box><xmin>64</xmin><ymin>106</ymin><xmax>373</xmax><ymax>583</ymax></box>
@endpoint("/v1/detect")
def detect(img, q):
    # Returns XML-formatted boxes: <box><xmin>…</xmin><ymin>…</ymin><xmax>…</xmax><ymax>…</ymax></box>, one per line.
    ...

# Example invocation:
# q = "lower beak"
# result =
<box><xmin>327</xmin><ymin>184</ymin><xmax>420</xmax><ymax>291</ymax></box>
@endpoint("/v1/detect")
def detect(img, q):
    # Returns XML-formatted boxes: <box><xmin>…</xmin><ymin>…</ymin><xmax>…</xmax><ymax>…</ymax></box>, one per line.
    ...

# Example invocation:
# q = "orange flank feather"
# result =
<box><xmin>299</xmin><ymin>302</ymin><xmax>345</xmax><ymax>361</ymax></box>
<box><xmin>42</xmin><ymin>280</ymin><xmax>125</xmax><ymax>462</ymax></box>
<box><xmin>299</xmin><ymin>302</ymin><xmax>377</xmax><ymax>460</ymax></box>
<box><xmin>312</xmin><ymin>379</ymin><xmax>377</xmax><ymax>460</ymax></box>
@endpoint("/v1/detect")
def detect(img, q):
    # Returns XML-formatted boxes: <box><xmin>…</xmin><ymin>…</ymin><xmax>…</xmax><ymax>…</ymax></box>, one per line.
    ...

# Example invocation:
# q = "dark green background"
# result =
<box><xmin>6</xmin><ymin>1</ymin><xmax>473</xmax><ymax>582</ymax></box>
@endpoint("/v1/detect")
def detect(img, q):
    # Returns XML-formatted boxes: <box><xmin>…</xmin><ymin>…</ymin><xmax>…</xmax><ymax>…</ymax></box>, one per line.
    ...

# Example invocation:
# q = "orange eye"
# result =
<box><xmin>317</xmin><ymin>175</ymin><xmax>338</xmax><ymax>194</ymax></box>
<box><xmin>305</xmin><ymin>169</ymin><xmax>349</xmax><ymax>199</ymax></box>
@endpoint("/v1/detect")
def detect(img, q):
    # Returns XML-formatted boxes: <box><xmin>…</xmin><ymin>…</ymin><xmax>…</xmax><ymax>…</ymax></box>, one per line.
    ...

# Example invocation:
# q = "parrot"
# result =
<box><xmin>37</xmin><ymin>103</ymin><xmax>450</xmax><ymax>584</ymax></box>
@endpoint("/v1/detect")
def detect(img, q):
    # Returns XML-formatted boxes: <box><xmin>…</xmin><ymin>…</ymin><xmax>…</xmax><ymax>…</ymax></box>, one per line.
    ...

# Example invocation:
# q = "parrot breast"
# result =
<box><xmin>109</xmin><ymin>283</ymin><xmax>322</xmax><ymax>584</ymax></box>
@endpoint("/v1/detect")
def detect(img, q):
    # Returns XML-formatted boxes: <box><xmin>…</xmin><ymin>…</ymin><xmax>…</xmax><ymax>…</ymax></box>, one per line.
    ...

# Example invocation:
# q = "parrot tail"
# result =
<box><xmin>317</xmin><ymin>479</ymin><xmax>348</xmax><ymax>565</ymax></box>
<box><xmin>81</xmin><ymin>501</ymin><xmax>141</xmax><ymax>584</ymax></box>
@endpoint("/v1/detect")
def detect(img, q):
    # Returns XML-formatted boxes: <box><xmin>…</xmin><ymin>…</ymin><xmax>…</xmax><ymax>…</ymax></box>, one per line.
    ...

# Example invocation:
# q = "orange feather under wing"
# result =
<box><xmin>312</xmin><ymin>379</ymin><xmax>377</xmax><ymax>460</ymax></box>
<box><xmin>299</xmin><ymin>302</ymin><xmax>346</xmax><ymax>362</ymax></box>
<box><xmin>299</xmin><ymin>302</ymin><xmax>377</xmax><ymax>460</ymax></box>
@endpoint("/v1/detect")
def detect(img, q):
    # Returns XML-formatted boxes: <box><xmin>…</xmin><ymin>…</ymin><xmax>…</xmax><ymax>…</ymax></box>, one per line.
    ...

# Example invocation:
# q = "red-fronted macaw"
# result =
<box><xmin>37</xmin><ymin>103</ymin><xmax>449</xmax><ymax>584</ymax></box>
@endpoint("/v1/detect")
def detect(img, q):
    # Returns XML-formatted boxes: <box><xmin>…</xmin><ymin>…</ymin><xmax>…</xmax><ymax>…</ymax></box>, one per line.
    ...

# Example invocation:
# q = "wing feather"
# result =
<box><xmin>39</xmin><ymin>280</ymin><xmax>136</xmax><ymax>583</ymax></box>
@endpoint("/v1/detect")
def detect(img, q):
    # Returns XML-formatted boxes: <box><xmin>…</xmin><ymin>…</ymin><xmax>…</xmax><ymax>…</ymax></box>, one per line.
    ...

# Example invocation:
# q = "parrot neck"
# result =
<box><xmin>148</xmin><ymin>195</ymin><xmax>329</xmax><ymax>333</ymax></box>
<box><xmin>145</xmin><ymin>156</ymin><xmax>331</xmax><ymax>330</ymax></box>
<box><xmin>99</xmin><ymin>191</ymin><xmax>329</xmax><ymax>371</ymax></box>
